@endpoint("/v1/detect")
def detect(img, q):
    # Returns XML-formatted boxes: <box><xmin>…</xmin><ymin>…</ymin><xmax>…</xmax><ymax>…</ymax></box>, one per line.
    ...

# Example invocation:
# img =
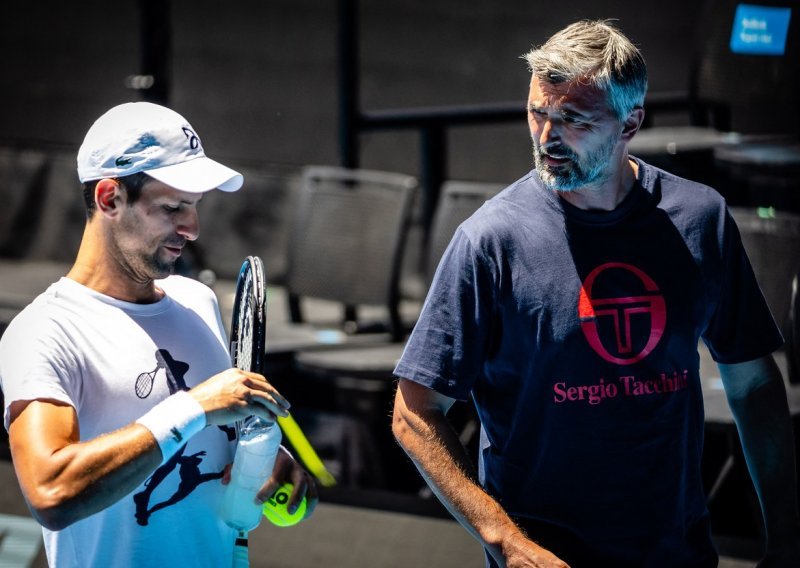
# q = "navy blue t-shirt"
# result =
<box><xmin>394</xmin><ymin>159</ymin><xmax>783</xmax><ymax>567</ymax></box>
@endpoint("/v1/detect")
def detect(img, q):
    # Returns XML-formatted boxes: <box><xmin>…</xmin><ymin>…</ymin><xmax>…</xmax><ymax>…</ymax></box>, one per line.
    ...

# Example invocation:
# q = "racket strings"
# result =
<box><xmin>235</xmin><ymin>269</ymin><xmax>256</xmax><ymax>372</ymax></box>
<box><xmin>231</xmin><ymin>259</ymin><xmax>262</xmax><ymax>458</ymax></box>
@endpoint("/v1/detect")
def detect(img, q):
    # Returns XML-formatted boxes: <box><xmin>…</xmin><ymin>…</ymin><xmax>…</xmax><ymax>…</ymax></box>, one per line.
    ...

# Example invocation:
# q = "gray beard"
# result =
<box><xmin>532</xmin><ymin>136</ymin><xmax>616</xmax><ymax>192</ymax></box>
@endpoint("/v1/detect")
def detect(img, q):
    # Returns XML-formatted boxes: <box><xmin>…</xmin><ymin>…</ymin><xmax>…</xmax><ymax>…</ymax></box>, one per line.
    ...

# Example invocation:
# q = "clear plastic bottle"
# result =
<box><xmin>220</xmin><ymin>416</ymin><xmax>282</xmax><ymax>532</ymax></box>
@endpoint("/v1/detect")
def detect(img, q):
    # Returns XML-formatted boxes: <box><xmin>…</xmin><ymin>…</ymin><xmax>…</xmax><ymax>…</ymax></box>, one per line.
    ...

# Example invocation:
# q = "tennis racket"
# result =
<box><xmin>230</xmin><ymin>255</ymin><xmax>266</xmax><ymax>375</ymax></box>
<box><xmin>227</xmin><ymin>257</ymin><xmax>334</xmax><ymax>567</ymax></box>
<box><xmin>229</xmin><ymin>256</ymin><xmax>336</xmax><ymax>487</ymax></box>
<box><xmin>229</xmin><ymin>256</ymin><xmax>266</xmax><ymax>568</ymax></box>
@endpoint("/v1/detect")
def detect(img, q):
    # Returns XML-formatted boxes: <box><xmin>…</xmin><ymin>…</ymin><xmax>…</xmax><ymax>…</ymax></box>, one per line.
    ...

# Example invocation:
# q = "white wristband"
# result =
<box><xmin>136</xmin><ymin>391</ymin><xmax>206</xmax><ymax>464</ymax></box>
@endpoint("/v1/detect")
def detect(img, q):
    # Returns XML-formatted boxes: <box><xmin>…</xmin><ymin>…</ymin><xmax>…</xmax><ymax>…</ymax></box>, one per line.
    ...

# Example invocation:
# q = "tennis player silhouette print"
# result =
<box><xmin>132</xmin><ymin>349</ymin><xmax>226</xmax><ymax>526</ymax></box>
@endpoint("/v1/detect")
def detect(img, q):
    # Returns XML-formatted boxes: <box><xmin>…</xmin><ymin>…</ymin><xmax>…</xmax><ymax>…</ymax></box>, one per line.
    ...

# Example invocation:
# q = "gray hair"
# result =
<box><xmin>522</xmin><ymin>20</ymin><xmax>648</xmax><ymax>119</ymax></box>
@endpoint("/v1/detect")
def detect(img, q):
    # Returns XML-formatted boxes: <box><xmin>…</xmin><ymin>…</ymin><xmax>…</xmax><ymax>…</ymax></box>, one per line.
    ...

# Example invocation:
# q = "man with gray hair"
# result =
<box><xmin>392</xmin><ymin>20</ymin><xmax>800</xmax><ymax>567</ymax></box>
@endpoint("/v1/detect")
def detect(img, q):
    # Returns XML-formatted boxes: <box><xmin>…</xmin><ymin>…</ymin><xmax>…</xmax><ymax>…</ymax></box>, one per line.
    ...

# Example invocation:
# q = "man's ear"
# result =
<box><xmin>621</xmin><ymin>106</ymin><xmax>645</xmax><ymax>142</ymax></box>
<box><xmin>95</xmin><ymin>179</ymin><xmax>123</xmax><ymax>217</ymax></box>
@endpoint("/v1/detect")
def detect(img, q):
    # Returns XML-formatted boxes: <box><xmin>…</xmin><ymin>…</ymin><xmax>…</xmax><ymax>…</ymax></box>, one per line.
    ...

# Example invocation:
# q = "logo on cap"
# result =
<box><xmin>115</xmin><ymin>157</ymin><xmax>132</xmax><ymax>167</ymax></box>
<box><xmin>578</xmin><ymin>262</ymin><xmax>666</xmax><ymax>365</ymax></box>
<box><xmin>182</xmin><ymin>127</ymin><xmax>200</xmax><ymax>150</ymax></box>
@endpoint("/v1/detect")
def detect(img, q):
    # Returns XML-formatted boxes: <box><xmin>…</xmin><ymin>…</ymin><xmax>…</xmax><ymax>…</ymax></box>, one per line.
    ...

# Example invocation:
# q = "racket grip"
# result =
<box><xmin>232</xmin><ymin>532</ymin><xmax>249</xmax><ymax>568</ymax></box>
<box><xmin>277</xmin><ymin>414</ymin><xmax>337</xmax><ymax>487</ymax></box>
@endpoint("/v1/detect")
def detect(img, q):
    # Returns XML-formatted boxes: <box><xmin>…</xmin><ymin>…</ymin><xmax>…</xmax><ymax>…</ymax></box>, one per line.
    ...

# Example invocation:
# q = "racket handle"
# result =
<box><xmin>277</xmin><ymin>414</ymin><xmax>337</xmax><ymax>487</ymax></box>
<box><xmin>232</xmin><ymin>532</ymin><xmax>249</xmax><ymax>568</ymax></box>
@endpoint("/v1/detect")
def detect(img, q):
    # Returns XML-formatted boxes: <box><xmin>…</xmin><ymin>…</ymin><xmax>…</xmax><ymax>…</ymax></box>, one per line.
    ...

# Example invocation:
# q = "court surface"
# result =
<box><xmin>0</xmin><ymin>458</ymin><xmax>762</xmax><ymax>568</ymax></box>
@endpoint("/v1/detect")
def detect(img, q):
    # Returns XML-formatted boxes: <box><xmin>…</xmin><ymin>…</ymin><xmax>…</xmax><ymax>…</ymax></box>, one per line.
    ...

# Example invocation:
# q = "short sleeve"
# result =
<box><xmin>702</xmin><ymin>210</ymin><xmax>783</xmax><ymax>363</ymax></box>
<box><xmin>394</xmin><ymin>227</ymin><xmax>495</xmax><ymax>400</ymax></box>
<box><xmin>0</xmin><ymin>309</ymin><xmax>79</xmax><ymax>430</ymax></box>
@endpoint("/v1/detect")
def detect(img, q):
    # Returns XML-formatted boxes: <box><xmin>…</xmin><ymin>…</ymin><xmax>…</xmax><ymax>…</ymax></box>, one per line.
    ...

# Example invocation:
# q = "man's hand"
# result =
<box><xmin>499</xmin><ymin>530</ymin><xmax>570</xmax><ymax>568</ymax></box>
<box><xmin>221</xmin><ymin>446</ymin><xmax>318</xmax><ymax>521</ymax></box>
<box><xmin>393</xmin><ymin>379</ymin><xmax>569</xmax><ymax>568</ymax></box>
<box><xmin>188</xmin><ymin>368</ymin><xmax>290</xmax><ymax>426</ymax></box>
<box><xmin>258</xmin><ymin>448</ymin><xmax>318</xmax><ymax>520</ymax></box>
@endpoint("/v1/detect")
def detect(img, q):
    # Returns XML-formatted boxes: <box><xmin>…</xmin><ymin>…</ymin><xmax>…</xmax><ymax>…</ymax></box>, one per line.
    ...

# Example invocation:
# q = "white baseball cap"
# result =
<box><xmin>77</xmin><ymin>102</ymin><xmax>243</xmax><ymax>193</ymax></box>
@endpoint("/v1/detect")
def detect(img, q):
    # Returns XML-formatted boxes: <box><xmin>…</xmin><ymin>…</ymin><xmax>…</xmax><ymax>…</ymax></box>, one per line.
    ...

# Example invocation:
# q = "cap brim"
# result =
<box><xmin>144</xmin><ymin>156</ymin><xmax>243</xmax><ymax>193</ymax></box>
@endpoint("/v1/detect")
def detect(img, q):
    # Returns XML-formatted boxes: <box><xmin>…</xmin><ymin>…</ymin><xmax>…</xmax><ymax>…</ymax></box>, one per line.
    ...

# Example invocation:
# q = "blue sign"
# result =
<box><xmin>730</xmin><ymin>4</ymin><xmax>792</xmax><ymax>55</ymax></box>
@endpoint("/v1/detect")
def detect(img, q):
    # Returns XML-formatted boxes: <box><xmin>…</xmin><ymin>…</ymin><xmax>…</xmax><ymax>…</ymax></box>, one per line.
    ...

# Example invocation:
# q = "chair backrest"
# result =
<box><xmin>284</xmin><ymin>166</ymin><xmax>417</xmax><ymax>335</ymax></box>
<box><xmin>0</xmin><ymin>147</ymin><xmax>54</xmax><ymax>258</ymax></box>
<box><xmin>425</xmin><ymin>180</ymin><xmax>506</xmax><ymax>286</ymax></box>
<box><xmin>25</xmin><ymin>151</ymin><xmax>86</xmax><ymax>263</ymax></box>
<box><xmin>640</xmin><ymin>1</ymin><xmax>798</xmax><ymax>136</ymax></box>
<box><xmin>729</xmin><ymin>207</ymin><xmax>800</xmax><ymax>340</ymax></box>
<box><xmin>692</xmin><ymin>0</ymin><xmax>799</xmax><ymax>135</ymax></box>
<box><xmin>199</xmin><ymin>162</ymin><xmax>300</xmax><ymax>281</ymax></box>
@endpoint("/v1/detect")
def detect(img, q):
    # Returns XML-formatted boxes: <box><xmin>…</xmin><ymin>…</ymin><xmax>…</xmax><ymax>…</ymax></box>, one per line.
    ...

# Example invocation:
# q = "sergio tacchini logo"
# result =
<box><xmin>578</xmin><ymin>262</ymin><xmax>666</xmax><ymax>365</ymax></box>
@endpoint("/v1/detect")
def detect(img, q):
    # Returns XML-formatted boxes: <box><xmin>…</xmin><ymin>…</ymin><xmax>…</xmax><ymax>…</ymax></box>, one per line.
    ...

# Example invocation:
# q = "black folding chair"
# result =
<box><xmin>293</xmin><ymin>180</ymin><xmax>505</xmax><ymax>490</ymax></box>
<box><xmin>262</xmin><ymin>165</ymin><xmax>418</xmax><ymax>368</ymax></box>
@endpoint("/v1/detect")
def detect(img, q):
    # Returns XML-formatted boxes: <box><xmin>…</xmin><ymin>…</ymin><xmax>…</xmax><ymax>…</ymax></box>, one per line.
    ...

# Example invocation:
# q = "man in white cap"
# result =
<box><xmin>0</xmin><ymin>102</ymin><xmax>316</xmax><ymax>566</ymax></box>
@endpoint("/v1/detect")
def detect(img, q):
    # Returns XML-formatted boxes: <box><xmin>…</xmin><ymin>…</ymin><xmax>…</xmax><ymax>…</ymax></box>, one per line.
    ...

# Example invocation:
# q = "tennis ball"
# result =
<box><xmin>262</xmin><ymin>483</ymin><xmax>307</xmax><ymax>527</ymax></box>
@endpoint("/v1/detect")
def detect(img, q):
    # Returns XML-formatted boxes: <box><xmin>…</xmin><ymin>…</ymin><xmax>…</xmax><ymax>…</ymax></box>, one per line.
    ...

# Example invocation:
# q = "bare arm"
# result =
<box><xmin>718</xmin><ymin>355</ymin><xmax>800</xmax><ymax>565</ymax></box>
<box><xmin>8</xmin><ymin>367</ymin><xmax>288</xmax><ymax>531</ymax></box>
<box><xmin>392</xmin><ymin>379</ymin><xmax>568</xmax><ymax>568</ymax></box>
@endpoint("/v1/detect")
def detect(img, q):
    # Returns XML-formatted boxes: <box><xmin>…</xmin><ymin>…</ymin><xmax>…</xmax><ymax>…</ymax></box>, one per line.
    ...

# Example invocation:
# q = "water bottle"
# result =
<box><xmin>220</xmin><ymin>416</ymin><xmax>282</xmax><ymax>531</ymax></box>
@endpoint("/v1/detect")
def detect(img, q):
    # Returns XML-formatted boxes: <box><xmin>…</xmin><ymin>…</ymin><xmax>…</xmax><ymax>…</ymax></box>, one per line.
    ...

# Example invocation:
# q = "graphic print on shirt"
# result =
<box><xmin>132</xmin><ymin>349</ymin><xmax>226</xmax><ymax>526</ymax></box>
<box><xmin>552</xmin><ymin>262</ymin><xmax>688</xmax><ymax>406</ymax></box>
<box><xmin>578</xmin><ymin>262</ymin><xmax>666</xmax><ymax>365</ymax></box>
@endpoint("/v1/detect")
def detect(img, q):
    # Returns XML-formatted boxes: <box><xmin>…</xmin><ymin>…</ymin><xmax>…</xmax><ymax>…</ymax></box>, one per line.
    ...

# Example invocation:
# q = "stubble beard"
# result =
<box><xmin>112</xmin><ymin>225</ymin><xmax>181</xmax><ymax>283</ymax></box>
<box><xmin>143</xmin><ymin>248</ymin><xmax>177</xmax><ymax>280</ymax></box>
<box><xmin>533</xmin><ymin>134</ymin><xmax>617</xmax><ymax>192</ymax></box>
<box><xmin>122</xmin><ymin>243</ymin><xmax>178</xmax><ymax>283</ymax></box>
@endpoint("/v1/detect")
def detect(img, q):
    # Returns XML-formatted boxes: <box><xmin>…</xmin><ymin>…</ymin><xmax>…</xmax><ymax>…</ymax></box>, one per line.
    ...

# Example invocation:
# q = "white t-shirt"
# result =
<box><xmin>0</xmin><ymin>276</ymin><xmax>238</xmax><ymax>567</ymax></box>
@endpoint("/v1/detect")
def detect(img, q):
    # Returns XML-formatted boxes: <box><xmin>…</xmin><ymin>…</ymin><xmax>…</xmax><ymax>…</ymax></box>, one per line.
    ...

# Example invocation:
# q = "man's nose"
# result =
<box><xmin>176</xmin><ymin>207</ymin><xmax>199</xmax><ymax>241</ymax></box>
<box><xmin>539</xmin><ymin>118</ymin><xmax>560</xmax><ymax>146</ymax></box>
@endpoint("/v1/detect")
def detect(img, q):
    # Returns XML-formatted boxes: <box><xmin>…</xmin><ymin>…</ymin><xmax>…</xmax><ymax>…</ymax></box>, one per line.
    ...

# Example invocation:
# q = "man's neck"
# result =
<box><xmin>67</xmin><ymin>224</ymin><xmax>164</xmax><ymax>304</ymax></box>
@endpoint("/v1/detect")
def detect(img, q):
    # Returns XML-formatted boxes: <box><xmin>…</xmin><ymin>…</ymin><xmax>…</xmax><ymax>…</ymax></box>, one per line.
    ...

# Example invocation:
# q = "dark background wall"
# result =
<box><xmin>1</xmin><ymin>0</ymin><xmax>701</xmax><ymax>185</ymax></box>
<box><xmin>2</xmin><ymin>0</ymin><xmax>798</xmax><ymax>282</ymax></box>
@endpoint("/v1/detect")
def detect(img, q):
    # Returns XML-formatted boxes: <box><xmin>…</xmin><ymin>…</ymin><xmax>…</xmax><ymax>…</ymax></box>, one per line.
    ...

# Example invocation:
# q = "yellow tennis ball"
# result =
<box><xmin>262</xmin><ymin>483</ymin><xmax>307</xmax><ymax>527</ymax></box>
